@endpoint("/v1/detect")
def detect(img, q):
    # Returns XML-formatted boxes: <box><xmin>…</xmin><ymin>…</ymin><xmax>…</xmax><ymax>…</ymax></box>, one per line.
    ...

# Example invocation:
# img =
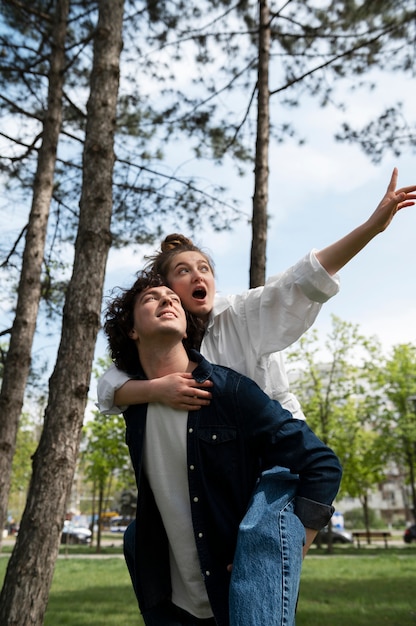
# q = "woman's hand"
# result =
<box><xmin>366</xmin><ymin>167</ymin><xmax>416</xmax><ymax>234</ymax></box>
<box><xmin>114</xmin><ymin>374</ymin><xmax>213</xmax><ymax>411</ymax></box>
<box><xmin>151</xmin><ymin>372</ymin><xmax>213</xmax><ymax>411</ymax></box>
<box><xmin>316</xmin><ymin>168</ymin><xmax>416</xmax><ymax>276</ymax></box>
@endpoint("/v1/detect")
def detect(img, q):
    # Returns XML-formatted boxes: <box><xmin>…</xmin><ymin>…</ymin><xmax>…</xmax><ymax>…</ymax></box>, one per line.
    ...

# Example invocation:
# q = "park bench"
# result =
<box><xmin>352</xmin><ymin>530</ymin><xmax>392</xmax><ymax>549</ymax></box>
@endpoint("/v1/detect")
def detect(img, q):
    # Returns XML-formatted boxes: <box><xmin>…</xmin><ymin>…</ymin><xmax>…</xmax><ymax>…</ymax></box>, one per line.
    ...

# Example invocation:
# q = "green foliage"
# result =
<box><xmin>8</xmin><ymin>407</ymin><xmax>44</xmax><ymax>520</ymax></box>
<box><xmin>82</xmin><ymin>411</ymin><xmax>130</xmax><ymax>491</ymax></box>
<box><xmin>286</xmin><ymin>315</ymin><xmax>416</xmax><ymax>512</ymax></box>
<box><xmin>368</xmin><ymin>343</ymin><xmax>416</xmax><ymax>513</ymax></box>
<box><xmin>343</xmin><ymin>506</ymin><xmax>383</xmax><ymax>529</ymax></box>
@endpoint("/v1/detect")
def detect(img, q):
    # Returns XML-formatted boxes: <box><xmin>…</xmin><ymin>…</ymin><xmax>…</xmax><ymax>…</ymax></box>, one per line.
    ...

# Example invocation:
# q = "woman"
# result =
<box><xmin>97</xmin><ymin>168</ymin><xmax>416</xmax><ymax>416</ymax></box>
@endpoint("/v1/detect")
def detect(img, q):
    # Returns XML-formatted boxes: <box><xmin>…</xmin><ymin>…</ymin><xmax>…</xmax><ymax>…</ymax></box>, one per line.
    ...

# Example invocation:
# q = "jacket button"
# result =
<box><xmin>190</xmin><ymin>465</ymin><xmax>195</xmax><ymax>470</ymax></box>
<box><xmin>212</xmin><ymin>434</ymin><xmax>217</xmax><ymax>440</ymax></box>
<box><xmin>193</xmin><ymin>496</ymin><xmax>199</xmax><ymax>503</ymax></box>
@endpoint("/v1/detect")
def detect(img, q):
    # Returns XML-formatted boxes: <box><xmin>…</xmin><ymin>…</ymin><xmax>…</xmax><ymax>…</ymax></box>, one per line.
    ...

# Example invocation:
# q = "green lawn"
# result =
<box><xmin>1</xmin><ymin>546</ymin><xmax>415</xmax><ymax>625</ymax></box>
<box><xmin>297</xmin><ymin>550</ymin><xmax>416</xmax><ymax>626</ymax></box>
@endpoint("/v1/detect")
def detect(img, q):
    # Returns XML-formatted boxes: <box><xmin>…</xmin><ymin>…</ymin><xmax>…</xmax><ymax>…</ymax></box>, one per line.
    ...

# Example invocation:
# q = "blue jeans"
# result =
<box><xmin>229</xmin><ymin>467</ymin><xmax>305</xmax><ymax>626</ymax></box>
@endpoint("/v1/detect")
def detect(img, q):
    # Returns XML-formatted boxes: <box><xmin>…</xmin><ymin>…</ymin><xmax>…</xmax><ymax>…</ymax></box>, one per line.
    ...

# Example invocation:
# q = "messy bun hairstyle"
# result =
<box><xmin>144</xmin><ymin>233</ymin><xmax>215</xmax><ymax>281</ymax></box>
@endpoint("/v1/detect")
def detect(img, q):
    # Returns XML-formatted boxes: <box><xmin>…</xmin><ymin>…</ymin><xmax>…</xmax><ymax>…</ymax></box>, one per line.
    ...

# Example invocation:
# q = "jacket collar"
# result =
<box><xmin>188</xmin><ymin>349</ymin><xmax>213</xmax><ymax>383</ymax></box>
<box><xmin>129</xmin><ymin>348</ymin><xmax>213</xmax><ymax>384</ymax></box>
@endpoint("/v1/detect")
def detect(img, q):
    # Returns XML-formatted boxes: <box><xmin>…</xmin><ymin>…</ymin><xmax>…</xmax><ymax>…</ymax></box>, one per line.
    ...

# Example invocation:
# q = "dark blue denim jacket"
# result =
<box><xmin>124</xmin><ymin>350</ymin><xmax>342</xmax><ymax>626</ymax></box>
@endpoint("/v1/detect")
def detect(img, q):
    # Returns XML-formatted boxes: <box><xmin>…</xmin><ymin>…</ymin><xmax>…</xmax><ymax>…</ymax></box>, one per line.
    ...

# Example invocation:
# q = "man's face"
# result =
<box><xmin>130</xmin><ymin>285</ymin><xmax>187</xmax><ymax>343</ymax></box>
<box><xmin>166</xmin><ymin>251</ymin><xmax>215</xmax><ymax>322</ymax></box>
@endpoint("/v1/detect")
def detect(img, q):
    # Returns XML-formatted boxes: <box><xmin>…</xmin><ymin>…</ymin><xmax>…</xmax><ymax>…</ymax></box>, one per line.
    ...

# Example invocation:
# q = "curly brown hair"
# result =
<box><xmin>103</xmin><ymin>271</ymin><xmax>204</xmax><ymax>374</ymax></box>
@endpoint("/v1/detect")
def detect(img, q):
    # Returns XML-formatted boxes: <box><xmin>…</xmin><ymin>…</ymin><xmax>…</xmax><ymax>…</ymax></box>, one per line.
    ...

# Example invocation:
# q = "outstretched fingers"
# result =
<box><xmin>387</xmin><ymin>167</ymin><xmax>399</xmax><ymax>193</ymax></box>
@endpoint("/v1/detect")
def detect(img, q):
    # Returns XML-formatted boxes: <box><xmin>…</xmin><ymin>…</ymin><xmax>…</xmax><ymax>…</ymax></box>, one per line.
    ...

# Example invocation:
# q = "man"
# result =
<box><xmin>102</xmin><ymin>273</ymin><xmax>342</xmax><ymax>626</ymax></box>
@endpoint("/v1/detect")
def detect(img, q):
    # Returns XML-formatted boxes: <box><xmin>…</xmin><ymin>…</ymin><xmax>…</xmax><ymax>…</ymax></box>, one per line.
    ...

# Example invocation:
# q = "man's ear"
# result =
<box><xmin>129</xmin><ymin>328</ymin><xmax>138</xmax><ymax>340</ymax></box>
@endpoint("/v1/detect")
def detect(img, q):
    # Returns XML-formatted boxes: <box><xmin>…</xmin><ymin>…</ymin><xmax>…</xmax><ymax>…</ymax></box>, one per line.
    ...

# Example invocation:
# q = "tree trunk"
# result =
<box><xmin>0</xmin><ymin>0</ymin><xmax>69</xmax><ymax>551</ymax></box>
<box><xmin>0</xmin><ymin>1</ymin><xmax>124</xmax><ymax>623</ymax></box>
<box><xmin>406</xmin><ymin>445</ymin><xmax>416</xmax><ymax>519</ymax></box>
<box><xmin>249</xmin><ymin>0</ymin><xmax>270</xmax><ymax>288</ymax></box>
<box><xmin>96</xmin><ymin>482</ymin><xmax>104</xmax><ymax>555</ymax></box>
<box><xmin>363</xmin><ymin>493</ymin><xmax>372</xmax><ymax>544</ymax></box>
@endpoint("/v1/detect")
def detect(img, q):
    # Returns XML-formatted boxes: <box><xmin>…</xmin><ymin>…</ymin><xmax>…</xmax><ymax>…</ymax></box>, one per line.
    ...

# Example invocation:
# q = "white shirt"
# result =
<box><xmin>97</xmin><ymin>250</ymin><xmax>339</xmax><ymax>419</ymax></box>
<box><xmin>143</xmin><ymin>404</ymin><xmax>213</xmax><ymax>618</ymax></box>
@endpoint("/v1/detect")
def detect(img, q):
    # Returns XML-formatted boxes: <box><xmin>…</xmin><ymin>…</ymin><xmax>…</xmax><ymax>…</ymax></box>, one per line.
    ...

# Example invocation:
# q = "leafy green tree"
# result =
<box><xmin>286</xmin><ymin>315</ymin><xmax>385</xmax><ymax>535</ymax></box>
<box><xmin>336</xmin><ymin>398</ymin><xmax>387</xmax><ymax>536</ymax></box>
<box><xmin>82</xmin><ymin>410</ymin><xmax>130</xmax><ymax>553</ymax></box>
<box><xmin>370</xmin><ymin>343</ymin><xmax>416</xmax><ymax>519</ymax></box>
<box><xmin>7</xmin><ymin>411</ymin><xmax>41</xmax><ymax>522</ymax></box>
<box><xmin>287</xmin><ymin>316</ymin><xmax>380</xmax><ymax>438</ymax></box>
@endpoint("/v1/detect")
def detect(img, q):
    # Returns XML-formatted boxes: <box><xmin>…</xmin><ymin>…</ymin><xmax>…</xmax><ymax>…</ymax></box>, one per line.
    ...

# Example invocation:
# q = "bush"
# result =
<box><xmin>343</xmin><ymin>507</ymin><xmax>384</xmax><ymax>529</ymax></box>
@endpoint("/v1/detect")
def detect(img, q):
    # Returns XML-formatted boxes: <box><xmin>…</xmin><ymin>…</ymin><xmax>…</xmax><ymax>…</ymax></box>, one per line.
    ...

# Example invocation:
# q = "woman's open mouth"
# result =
<box><xmin>192</xmin><ymin>287</ymin><xmax>207</xmax><ymax>300</ymax></box>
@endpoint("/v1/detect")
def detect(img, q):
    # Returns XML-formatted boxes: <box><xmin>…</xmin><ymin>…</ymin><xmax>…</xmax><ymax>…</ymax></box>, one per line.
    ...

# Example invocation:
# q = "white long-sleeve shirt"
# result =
<box><xmin>97</xmin><ymin>250</ymin><xmax>340</xmax><ymax>419</ymax></box>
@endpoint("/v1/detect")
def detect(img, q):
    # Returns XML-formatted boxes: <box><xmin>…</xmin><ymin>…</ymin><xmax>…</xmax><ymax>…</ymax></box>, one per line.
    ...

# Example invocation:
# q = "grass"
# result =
<box><xmin>297</xmin><ymin>548</ymin><xmax>416</xmax><ymax>626</ymax></box>
<box><xmin>1</xmin><ymin>545</ymin><xmax>415</xmax><ymax>625</ymax></box>
<box><xmin>0</xmin><ymin>556</ymin><xmax>143</xmax><ymax>626</ymax></box>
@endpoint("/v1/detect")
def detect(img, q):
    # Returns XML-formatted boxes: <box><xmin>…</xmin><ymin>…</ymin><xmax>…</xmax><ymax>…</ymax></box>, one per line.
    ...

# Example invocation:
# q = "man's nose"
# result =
<box><xmin>160</xmin><ymin>293</ymin><xmax>174</xmax><ymax>305</ymax></box>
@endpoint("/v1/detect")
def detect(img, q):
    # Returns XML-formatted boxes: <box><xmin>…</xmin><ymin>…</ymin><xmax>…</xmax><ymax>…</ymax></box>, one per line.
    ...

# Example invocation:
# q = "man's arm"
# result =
<box><xmin>303</xmin><ymin>528</ymin><xmax>318</xmax><ymax>557</ymax></box>
<box><xmin>316</xmin><ymin>168</ymin><xmax>416</xmax><ymax>276</ymax></box>
<box><xmin>236</xmin><ymin>376</ymin><xmax>342</xmax><ymax>525</ymax></box>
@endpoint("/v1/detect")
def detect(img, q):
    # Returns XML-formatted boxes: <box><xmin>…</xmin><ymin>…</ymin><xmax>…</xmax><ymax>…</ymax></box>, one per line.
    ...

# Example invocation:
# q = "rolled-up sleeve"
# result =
<box><xmin>295</xmin><ymin>497</ymin><xmax>335</xmax><ymax>530</ymax></box>
<box><xmin>237</xmin><ymin>251</ymin><xmax>340</xmax><ymax>356</ymax></box>
<box><xmin>292</xmin><ymin>250</ymin><xmax>340</xmax><ymax>303</ymax></box>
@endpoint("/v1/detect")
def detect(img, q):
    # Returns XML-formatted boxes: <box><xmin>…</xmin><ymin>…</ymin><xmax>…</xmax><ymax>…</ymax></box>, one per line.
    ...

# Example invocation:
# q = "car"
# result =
<box><xmin>61</xmin><ymin>521</ymin><xmax>92</xmax><ymax>545</ymax></box>
<box><xmin>314</xmin><ymin>526</ymin><xmax>353</xmax><ymax>544</ymax></box>
<box><xmin>110</xmin><ymin>516</ymin><xmax>131</xmax><ymax>533</ymax></box>
<box><xmin>403</xmin><ymin>524</ymin><xmax>416</xmax><ymax>544</ymax></box>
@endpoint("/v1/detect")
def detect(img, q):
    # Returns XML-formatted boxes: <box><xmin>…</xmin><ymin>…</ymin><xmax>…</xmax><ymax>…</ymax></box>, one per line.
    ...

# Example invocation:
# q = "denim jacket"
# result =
<box><xmin>124</xmin><ymin>350</ymin><xmax>342</xmax><ymax>626</ymax></box>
